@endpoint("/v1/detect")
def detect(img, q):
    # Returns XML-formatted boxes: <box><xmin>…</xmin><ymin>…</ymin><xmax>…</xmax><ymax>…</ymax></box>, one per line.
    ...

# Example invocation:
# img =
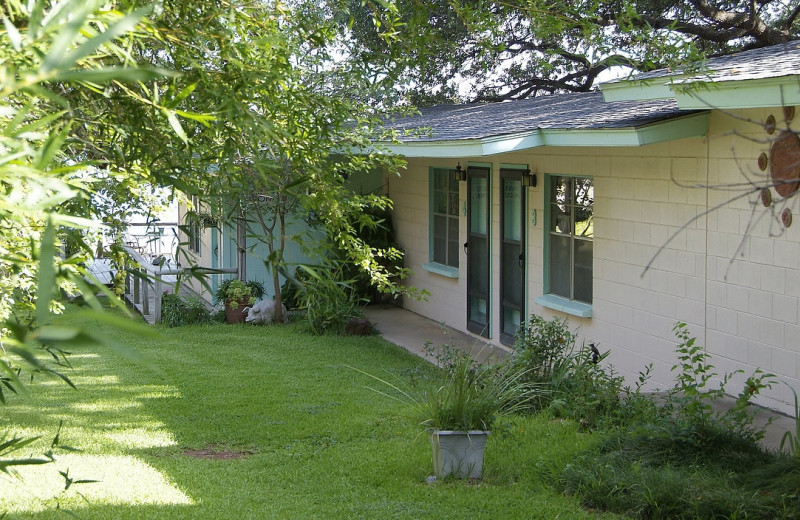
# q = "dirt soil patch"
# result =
<box><xmin>183</xmin><ymin>445</ymin><xmax>253</xmax><ymax>460</ymax></box>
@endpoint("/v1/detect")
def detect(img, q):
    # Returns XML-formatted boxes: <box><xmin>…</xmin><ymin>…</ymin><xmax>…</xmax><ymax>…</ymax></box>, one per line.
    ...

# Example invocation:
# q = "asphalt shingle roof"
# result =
<box><xmin>385</xmin><ymin>91</ymin><xmax>693</xmax><ymax>142</ymax></box>
<box><xmin>618</xmin><ymin>40</ymin><xmax>800</xmax><ymax>84</ymax></box>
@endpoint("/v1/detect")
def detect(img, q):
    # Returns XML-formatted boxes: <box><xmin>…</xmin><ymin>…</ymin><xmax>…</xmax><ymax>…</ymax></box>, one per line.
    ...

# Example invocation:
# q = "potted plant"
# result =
<box><xmin>357</xmin><ymin>346</ymin><xmax>533</xmax><ymax>480</ymax></box>
<box><xmin>213</xmin><ymin>279</ymin><xmax>265</xmax><ymax>323</ymax></box>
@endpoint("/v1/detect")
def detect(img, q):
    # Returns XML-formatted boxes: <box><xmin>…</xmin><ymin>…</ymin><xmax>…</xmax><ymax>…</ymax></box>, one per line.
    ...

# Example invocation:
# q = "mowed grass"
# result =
<box><xmin>0</xmin><ymin>308</ymin><xmax>620</xmax><ymax>519</ymax></box>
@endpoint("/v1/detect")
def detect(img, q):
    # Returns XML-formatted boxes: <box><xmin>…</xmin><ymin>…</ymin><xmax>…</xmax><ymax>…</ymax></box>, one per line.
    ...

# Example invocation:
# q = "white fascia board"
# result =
<box><xmin>671</xmin><ymin>76</ymin><xmax>800</xmax><ymax>109</ymax></box>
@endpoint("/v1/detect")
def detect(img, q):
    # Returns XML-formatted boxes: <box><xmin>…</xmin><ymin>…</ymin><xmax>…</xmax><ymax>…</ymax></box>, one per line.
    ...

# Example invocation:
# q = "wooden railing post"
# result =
<box><xmin>120</xmin><ymin>244</ymin><xmax>237</xmax><ymax>324</ymax></box>
<box><xmin>153</xmin><ymin>275</ymin><xmax>162</xmax><ymax>323</ymax></box>
<box><xmin>133</xmin><ymin>270</ymin><xmax>140</xmax><ymax>305</ymax></box>
<box><xmin>142</xmin><ymin>266</ymin><xmax>150</xmax><ymax>316</ymax></box>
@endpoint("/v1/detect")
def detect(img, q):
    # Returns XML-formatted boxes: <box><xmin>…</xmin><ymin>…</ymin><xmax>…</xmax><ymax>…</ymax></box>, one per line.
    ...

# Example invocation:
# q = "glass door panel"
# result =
<box><xmin>500</xmin><ymin>170</ymin><xmax>526</xmax><ymax>345</ymax></box>
<box><xmin>467</xmin><ymin>167</ymin><xmax>490</xmax><ymax>337</ymax></box>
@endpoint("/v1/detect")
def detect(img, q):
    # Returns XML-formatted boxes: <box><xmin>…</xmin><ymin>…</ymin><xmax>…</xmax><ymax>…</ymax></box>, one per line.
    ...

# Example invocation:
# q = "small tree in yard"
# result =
<box><xmin>181</xmin><ymin>3</ymin><xmax>414</xmax><ymax>324</ymax></box>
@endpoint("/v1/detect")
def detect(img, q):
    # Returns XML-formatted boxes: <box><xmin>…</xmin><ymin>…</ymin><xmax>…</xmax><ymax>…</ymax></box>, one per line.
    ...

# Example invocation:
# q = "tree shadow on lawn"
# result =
<box><xmin>3</xmin><ymin>323</ymin><xmax>618</xmax><ymax>520</ymax></box>
<box><xmin>1</xmin><ymin>326</ymin><xmax>432</xmax><ymax>518</ymax></box>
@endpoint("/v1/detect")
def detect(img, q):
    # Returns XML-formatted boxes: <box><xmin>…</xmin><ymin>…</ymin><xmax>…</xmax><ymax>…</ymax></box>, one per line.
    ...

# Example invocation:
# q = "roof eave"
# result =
<box><xmin>602</xmin><ymin>74</ymin><xmax>800</xmax><ymax>109</ymax></box>
<box><xmin>377</xmin><ymin>112</ymin><xmax>708</xmax><ymax>158</ymax></box>
<box><xmin>601</xmin><ymin>77</ymin><xmax>677</xmax><ymax>102</ymax></box>
<box><xmin>671</xmin><ymin>76</ymin><xmax>800</xmax><ymax>109</ymax></box>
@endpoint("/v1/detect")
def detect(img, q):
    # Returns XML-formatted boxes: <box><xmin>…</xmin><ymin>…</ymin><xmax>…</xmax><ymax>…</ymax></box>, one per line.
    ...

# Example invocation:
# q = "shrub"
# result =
<box><xmin>298</xmin><ymin>264</ymin><xmax>364</xmax><ymax>335</ymax></box>
<box><xmin>512</xmin><ymin>314</ymin><xmax>576</xmax><ymax>383</ymax></box>
<box><xmin>279</xmin><ymin>267</ymin><xmax>308</xmax><ymax>310</ymax></box>
<box><xmin>336</xmin><ymin>206</ymin><xmax>406</xmax><ymax>305</ymax></box>
<box><xmin>556</xmin><ymin>323</ymin><xmax>794</xmax><ymax>520</ymax></box>
<box><xmin>663</xmin><ymin>322</ymin><xmax>776</xmax><ymax>445</ymax></box>
<box><xmin>161</xmin><ymin>291</ymin><xmax>212</xmax><ymax>327</ymax></box>
<box><xmin>510</xmin><ymin>314</ymin><xmax>655</xmax><ymax>429</ymax></box>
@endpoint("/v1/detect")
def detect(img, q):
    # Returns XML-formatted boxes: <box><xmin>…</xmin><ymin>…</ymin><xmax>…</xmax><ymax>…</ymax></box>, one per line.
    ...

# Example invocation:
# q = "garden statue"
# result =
<box><xmin>244</xmin><ymin>299</ymin><xmax>288</xmax><ymax>324</ymax></box>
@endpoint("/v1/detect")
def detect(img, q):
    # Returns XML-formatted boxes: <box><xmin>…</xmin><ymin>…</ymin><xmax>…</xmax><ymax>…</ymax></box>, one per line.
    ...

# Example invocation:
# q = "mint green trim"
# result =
<box><xmin>428</xmin><ymin>167</ymin><xmax>459</xmax><ymax>268</ymax></box>
<box><xmin>467</xmin><ymin>161</ymin><xmax>492</xmax><ymax>168</ymax></box>
<box><xmin>211</xmin><ymin>228</ymin><xmax>219</xmax><ymax>294</ymax></box>
<box><xmin>499</xmin><ymin>163</ymin><xmax>530</xmax><ymax>171</ymax></box>
<box><xmin>542</xmin><ymin>174</ymin><xmax>553</xmax><ymax>294</ymax></box>
<box><xmin>542</xmin><ymin>174</ymin><xmax>594</xmax><ymax>306</ymax></box>
<box><xmin>673</xmin><ymin>77</ymin><xmax>800</xmax><ymax>109</ymax></box>
<box><xmin>211</xmin><ymin>227</ymin><xmax>218</xmax><ymax>269</ymax></box>
<box><xmin>601</xmin><ymin>74</ymin><xmax>800</xmax><ymax>109</ymax></box>
<box><xmin>535</xmin><ymin>294</ymin><xmax>593</xmax><ymax>318</ymax></box>
<box><xmin>428</xmin><ymin>167</ymin><xmax>435</xmax><ymax>264</ymax></box>
<box><xmin>422</xmin><ymin>262</ymin><xmax>460</xmax><ymax>278</ymax></box>
<box><xmin>466</xmin><ymin>165</ymin><xmax>492</xmax><ymax>338</ymax></box>
<box><xmin>377</xmin><ymin>113</ymin><xmax>707</xmax><ymax>157</ymax></box>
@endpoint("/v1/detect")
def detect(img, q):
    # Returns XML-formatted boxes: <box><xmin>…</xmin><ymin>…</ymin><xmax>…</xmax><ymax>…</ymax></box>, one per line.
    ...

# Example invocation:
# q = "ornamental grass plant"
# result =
<box><xmin>358</xmin><ymin>344</ymin><xmax>537</xmax><ymax>432</ymax></box>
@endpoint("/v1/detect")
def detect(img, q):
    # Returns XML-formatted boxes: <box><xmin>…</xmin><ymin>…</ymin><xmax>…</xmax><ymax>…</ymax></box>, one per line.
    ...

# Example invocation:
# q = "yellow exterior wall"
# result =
<box><xmin>388</xmin><ymin>106</ymin><xmax>799</xmax><ymax>414</ymax></box>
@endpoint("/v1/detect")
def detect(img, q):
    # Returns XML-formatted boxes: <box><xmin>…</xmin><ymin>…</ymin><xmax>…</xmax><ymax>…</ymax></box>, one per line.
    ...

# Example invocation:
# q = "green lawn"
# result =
<box><xmin>0</xmin><ymin>309</ymin><xmax>620</xmax><ymax>519</ymax></box>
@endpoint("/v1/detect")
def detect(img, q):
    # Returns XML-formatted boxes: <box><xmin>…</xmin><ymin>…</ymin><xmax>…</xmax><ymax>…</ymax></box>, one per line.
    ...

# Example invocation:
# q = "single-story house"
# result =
<box><xmin>379</xmin><ymin>41</ymin><xmax>800</xmax><ymax>414</ymax></box>
<box><xmin>177</xmin><ymin>174</ymin><xmax>384</xmax><ymax>302</ymax></box>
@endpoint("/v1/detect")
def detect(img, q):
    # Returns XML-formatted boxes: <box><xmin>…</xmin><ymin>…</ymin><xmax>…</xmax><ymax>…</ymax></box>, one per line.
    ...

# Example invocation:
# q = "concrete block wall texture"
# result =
<box><xmin>387</xmin><ymin>105</ymin><xmax>800</xmax><ymax>415</ymax></box>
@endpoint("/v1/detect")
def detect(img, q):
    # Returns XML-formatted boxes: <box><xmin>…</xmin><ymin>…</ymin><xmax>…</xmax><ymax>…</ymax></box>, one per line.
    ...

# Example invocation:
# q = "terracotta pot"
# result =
<box><xmin>225</xmin><ymin>303</ymin><xmax>249</xmax><ymax>323</ymax></box>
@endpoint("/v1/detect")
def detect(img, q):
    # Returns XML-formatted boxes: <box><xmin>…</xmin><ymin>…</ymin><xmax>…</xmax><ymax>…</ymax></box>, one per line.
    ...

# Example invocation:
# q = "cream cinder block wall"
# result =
<box><xmin>389</xmin><ymin>159</ymin><xmax>467</xmax><ymax>330</ymax></box>
<box><xmin>389</xmin><ymin>106</ymin><xmax>799</xmax><ymax>415</ymax></box>
<box><xmin>702</xmin><ymin>107</ymin><xmax>800</xmax><ymax>413</ymax></box>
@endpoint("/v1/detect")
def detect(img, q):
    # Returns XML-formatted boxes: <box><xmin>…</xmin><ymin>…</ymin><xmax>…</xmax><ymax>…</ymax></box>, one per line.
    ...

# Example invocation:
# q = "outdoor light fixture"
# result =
<box><xmin>455</xmin><ymin>162</ymin><xmax>467</xmax><ymax>182</ymax></box>
<box><xmin>521</xmin><ymin>167</ymin><xmax>537</xmax><ymax>188</ymax></box>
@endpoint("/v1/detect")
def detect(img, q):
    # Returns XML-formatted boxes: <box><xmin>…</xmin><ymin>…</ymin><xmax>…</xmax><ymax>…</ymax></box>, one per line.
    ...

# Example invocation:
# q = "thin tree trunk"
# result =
<box><xmin>236</xmin><ymin>215</ymin><xmax>246</xmax><ymax>281</ymax></box>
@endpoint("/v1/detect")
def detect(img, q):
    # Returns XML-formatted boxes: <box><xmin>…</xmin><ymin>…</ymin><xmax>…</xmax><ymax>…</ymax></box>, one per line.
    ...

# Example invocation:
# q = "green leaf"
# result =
<box><xmin>35</xmin><ymin>121</ymin><xmax>70</xmax><ymax>169</ymax></box>
<box><xmin>174</xmin><ymin>110</ymin><xmax>215</xmax><ymax>127</ymax></box>
<box><xmin>35</xmin><ymin>217</ymin><xmax>57</xmax><ymax>326</ymax></box>
<box><xmin>55</xmin><ymin>67</ymin><xmax>169</xmax><ymax>84</ymax></box>
<box><xmin>68</xmin><ymin>310</ymin><xmax>159</xmax><ymax>340</ymax></box>
<box><xmin>3</xmin><ymin>15</ymin><xmax>22</xmax><ymax>51</ymax></box>
<box><xmin>165</xmin><ymin>110</ymin><xmax>188</xmax><ymax>144</ymax></box>
<box><xmin>40</xmin><ymin>1</ymin><xmax>93</xmax><ymax>74</ymax></box>
<box><xmin>171</xmin><ymin>82</ymin><xmax>197</xmax><ymax>104</ymax></box>
<box><xmin>21</xmin><ymin>85</ymin><xmax>70</xmax><ymax>109</ymax></box>
<box><xmin>61</xmin><ymin>5</ymin><xmax>152</xmax><ymax>66</ymax></box>
<box><xmin>28</xmin><ymin>0</ymin><xmax>46</xmax><ymax>40</ymax></box>
<box><xmin>5</xmin><ymin>108</ymin><xmax>68</xmax><ymax>138</ymax></box>
<box><xmin>33</xmin><ymin>326</ymin><xmax>81</xmax><ymax>342</ymax></box>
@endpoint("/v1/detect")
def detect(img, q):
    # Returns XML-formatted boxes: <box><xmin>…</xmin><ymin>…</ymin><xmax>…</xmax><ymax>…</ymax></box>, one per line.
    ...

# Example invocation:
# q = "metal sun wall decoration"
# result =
<box><xmin>760</xmin><ymin>106</ymin><xmax>799</xmax><ymax>229</ymax></box>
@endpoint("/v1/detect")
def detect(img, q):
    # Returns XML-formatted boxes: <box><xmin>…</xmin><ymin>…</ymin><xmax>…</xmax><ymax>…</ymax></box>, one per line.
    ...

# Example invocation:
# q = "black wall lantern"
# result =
<box><xmin>455</xmin><ymin>162</ymin><xmax>467</xmax><ymax>182</ymax></box>
<box><xmin>521</xmin><ymin>167</ymin><xmax>537</xmax><ymax>188</ymax></box>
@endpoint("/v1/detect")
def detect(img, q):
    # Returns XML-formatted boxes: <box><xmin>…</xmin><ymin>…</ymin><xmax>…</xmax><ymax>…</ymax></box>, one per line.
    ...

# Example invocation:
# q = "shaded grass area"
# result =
<box><xmin>558</xmin><ymin>423</ymin><xmax>800</xmax><ymax>519</ymax></box>
<box><xmin>0</xmin><ymin>310</ymin><xmax>619</xmax><ymax>519</ymax></box>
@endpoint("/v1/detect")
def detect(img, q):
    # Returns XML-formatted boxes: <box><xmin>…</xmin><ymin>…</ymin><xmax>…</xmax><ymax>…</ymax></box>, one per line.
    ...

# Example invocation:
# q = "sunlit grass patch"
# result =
<box><xmin>1</xmin><ymin>309</ymin><xmax>621</xmax><ymax>519</ymax></box>
<box><xmin>0</xmin><ymin>454</ymin><xmax>193</xmax><ymax>513</ymax></box>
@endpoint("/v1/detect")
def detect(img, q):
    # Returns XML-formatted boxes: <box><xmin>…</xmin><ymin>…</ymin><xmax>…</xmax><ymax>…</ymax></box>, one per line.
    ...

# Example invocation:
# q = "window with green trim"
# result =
<box><xmin>431</xmin><ymin>168</ymin><xmax>459</xmax><ymax>268</ymax></box>
<box><xmin>547</xmin><ymin>175</ymin><xmax>593</xmax><ymax>303</ymax></box>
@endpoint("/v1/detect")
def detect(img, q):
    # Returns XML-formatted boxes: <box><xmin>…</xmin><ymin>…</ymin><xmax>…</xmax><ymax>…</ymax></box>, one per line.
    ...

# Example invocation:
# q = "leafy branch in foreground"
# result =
<box><xmin>0</xmin><ymin>0</ymin><xmax>171</xmax><ymax>476</ymax></box>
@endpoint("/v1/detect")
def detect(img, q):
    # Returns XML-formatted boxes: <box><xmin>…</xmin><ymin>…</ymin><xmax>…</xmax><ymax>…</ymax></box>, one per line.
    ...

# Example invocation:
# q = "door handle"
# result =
<box><xmin>463</xmin><ymin>241</ymin><xmax>469</xmax><ymax>255</ymax></box>
<box><xmin>518</xmin><ymin>253</ymin><xmax>524</xmax><ymax>268</ymax></box>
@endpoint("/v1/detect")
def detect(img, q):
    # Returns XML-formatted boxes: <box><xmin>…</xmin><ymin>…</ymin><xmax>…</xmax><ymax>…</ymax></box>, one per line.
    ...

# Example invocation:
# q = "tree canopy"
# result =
<box><xmin>341</xmin><ymin>0</ymin><xmax>800</xmax><ymax>103</ymax></box>
<box><xmin>0</xmin><ymin>0</ymin><xmax>415</xmax><ymax>472</ymax></box>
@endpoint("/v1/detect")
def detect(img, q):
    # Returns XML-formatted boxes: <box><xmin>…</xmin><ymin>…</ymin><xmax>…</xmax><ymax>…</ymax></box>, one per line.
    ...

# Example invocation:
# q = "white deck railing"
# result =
<box><xmin>122</xmin><ymin>245</ymin><xmax>237</xmax><ymax>323</ymax></box>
